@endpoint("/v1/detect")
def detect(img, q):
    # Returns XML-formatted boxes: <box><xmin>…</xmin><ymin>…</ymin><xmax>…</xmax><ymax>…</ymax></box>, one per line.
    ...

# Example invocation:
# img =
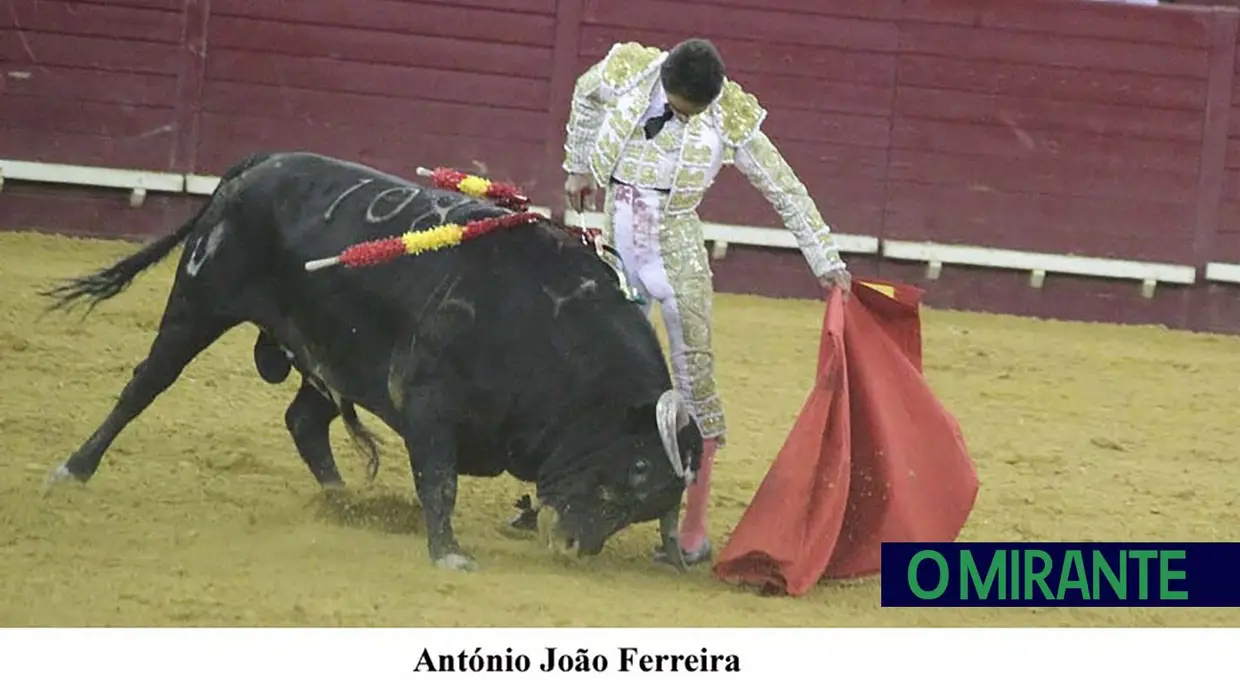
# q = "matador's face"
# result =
<box><xmin>665</xmin><ymin>91</ymin><xmax>710</xmax><ymax>122</ymax></box>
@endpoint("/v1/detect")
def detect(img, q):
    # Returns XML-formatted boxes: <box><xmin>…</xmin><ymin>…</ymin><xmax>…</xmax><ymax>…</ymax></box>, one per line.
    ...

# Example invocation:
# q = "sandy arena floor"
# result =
<box><xmin>1</xmin><ymin>230</ymin><xmax>1237</xmax><ymax>627</ymax></box>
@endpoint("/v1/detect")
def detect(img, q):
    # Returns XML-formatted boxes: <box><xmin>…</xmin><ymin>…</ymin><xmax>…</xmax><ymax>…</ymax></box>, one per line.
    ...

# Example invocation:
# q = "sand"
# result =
<box><xmin>1</xmin><ymin>230</ymin><xmax>1237</xmax><ymax>627</ymax></box>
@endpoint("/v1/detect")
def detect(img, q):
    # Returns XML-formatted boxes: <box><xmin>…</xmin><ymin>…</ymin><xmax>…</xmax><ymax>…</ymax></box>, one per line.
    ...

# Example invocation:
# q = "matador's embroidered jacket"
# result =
<box><xmin>562</xmin><ymin>41</ymin><xmax>847</xmax><ymax>279</ymax></box>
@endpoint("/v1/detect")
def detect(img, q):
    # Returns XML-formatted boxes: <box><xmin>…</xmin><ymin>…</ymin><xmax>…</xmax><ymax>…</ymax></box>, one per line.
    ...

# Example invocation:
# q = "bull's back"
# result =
<box><xmin>235</xmin><ymin>151</ymin><xmax>669</xmax><ymax>411</ymax></box>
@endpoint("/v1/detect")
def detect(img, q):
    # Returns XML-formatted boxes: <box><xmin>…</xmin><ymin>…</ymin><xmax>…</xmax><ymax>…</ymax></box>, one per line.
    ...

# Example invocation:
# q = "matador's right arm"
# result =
<box><xmin>562</xmin><ymin>42</ymin><xmax>663</xmax><ymax>176</ymax></box>
<box><xmin>562</xmin><ymin>59</ymin><xmax>609</xmax><ymax>176</ymax></box>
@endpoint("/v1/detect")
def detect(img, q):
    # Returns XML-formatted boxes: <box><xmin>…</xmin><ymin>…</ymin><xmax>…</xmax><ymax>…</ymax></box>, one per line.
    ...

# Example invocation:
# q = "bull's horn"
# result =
<box><xmin>655</xmin><ymin>390</ymin><xmax>691</xmax><ymax>483</ymax></box>
<box><xmin>658</xmin><ymin>508</ymin><xmax>688</xmax><ymax>572</ymax></box>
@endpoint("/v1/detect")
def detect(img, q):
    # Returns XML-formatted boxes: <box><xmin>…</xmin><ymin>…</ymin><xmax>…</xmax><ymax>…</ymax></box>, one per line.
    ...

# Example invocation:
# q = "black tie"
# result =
<box><xmin>643</xmin><ymin>103</ymin><xmax>675</xmax><ymax>139</ymax></box>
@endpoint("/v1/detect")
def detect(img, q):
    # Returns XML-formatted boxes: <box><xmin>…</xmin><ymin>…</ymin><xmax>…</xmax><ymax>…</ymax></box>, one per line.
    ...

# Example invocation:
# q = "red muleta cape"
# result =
<box><xmin>712</xmin><ymin>279</ymin><xmax>980</xmax><ymax>596</ymax></box>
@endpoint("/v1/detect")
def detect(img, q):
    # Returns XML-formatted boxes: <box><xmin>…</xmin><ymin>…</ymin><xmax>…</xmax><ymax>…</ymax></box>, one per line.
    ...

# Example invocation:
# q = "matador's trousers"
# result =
<box><xmin>602</xmin><ymin>182</ymin><xmax>727</xmax><ymax>443</ymax></box>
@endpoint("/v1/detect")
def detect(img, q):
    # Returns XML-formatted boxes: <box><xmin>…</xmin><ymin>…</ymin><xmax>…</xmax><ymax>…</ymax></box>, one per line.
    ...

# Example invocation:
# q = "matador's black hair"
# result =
<box><xmin>660</xmin><ymin>38</ymin><xmax>725</xmax><ymax>106</ymax></box>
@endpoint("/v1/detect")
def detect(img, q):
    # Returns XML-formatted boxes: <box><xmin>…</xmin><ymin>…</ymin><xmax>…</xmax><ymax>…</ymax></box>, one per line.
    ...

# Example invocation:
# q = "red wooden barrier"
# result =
<box><xmin>3</xmin><ymin>0</ymin><xmax>1240</xmax><ymax>332</ymax></box>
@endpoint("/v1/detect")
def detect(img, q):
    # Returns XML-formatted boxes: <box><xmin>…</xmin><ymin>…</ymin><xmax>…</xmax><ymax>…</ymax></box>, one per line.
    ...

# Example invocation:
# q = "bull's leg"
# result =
<box><xmin>47</xmin><ymin>311</ymin><xmax>234</xmax><ymax>487</ymax></box>
<box><xmin>284</xmin><ymin>378</ymin><xmax>346</xmax><ymax>488</ymax></box>
<box><xmin>401</xmin><ymin>408</ymin><xmax>474</xmax><ymax>571</ymax></box>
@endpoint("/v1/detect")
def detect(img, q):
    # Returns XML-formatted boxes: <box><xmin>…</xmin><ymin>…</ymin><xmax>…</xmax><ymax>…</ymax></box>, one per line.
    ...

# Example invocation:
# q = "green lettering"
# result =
<box><xmin>908</xmin><ymin>550</ymin><xmax>949</xmax><ymax>600</ymax></box>
<box><xmin>1092</xmin><ymin>550</ymin><xmax>1126</xmax><ymax>599</ymax></box>
<box><xmin>1130</xmin><ymin>550</ymin><xmax>1158</xmax><ymax>600</ymax></box>
<box><xmin>1159</xmin><ymin>550</ymin><xmax>1188</xmax><ymax>601</ymax></box>
<box><xmin>1056</xmin><ymin>550</ymin><xmax>1091</xmax><ymax>600</ymax></box>
<box><xmin>1023</xmin><ymin>550</ymin><xmax>1054</xmax><ymax>600</ymax></box>
<box><xmin>961</xmin><ymin>550</ymin><xmax>1005</xmax><ymax>600</ymax></box>
<box><xmin>1010</xmin><ymin>549</ymin><xmax>1020</xmax><ymax>599</ymax></box>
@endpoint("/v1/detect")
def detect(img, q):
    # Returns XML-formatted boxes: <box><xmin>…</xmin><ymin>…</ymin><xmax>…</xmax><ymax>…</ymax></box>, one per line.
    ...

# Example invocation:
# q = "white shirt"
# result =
<box><xmin>642</xmin><ymin>81</ymin><xmax>670</xmax><ymax>122</ymax></box>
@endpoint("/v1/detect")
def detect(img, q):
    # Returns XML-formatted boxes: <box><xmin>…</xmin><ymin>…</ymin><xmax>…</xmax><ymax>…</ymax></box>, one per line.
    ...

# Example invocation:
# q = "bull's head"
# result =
<box><xmin>536</xmin><ymin>389</ymin><xmax>703</xmax><ymax>570</ymax></box>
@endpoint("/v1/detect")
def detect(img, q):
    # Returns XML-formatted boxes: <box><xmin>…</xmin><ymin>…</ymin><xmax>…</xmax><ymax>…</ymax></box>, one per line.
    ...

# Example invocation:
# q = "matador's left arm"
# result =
<box><xmin>732</xmin><ymin>131</ymin><xmax>847</xmax><ymax>280</ymax></box>
<box><xmin>713</xmin><ymin>81</ymin><xmax>847</xmax><ymax>280</ymax></box>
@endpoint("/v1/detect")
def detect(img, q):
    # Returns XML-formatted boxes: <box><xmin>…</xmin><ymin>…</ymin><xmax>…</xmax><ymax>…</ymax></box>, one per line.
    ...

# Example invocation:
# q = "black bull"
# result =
<box><xmin>41</xmin><ymin>151</ymin><xmax>705</xmax><ymax>572</ymax></box>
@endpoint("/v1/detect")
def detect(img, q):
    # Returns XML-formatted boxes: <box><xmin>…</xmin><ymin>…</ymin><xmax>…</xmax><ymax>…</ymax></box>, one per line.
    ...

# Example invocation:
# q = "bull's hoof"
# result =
<box><xmin>42</xmin><ymin>462</ymin><xmax>88</xmax><ymax>496</ymax></box>
<box><xmin>653</xmin><ymin>540</ymin><xmax>713</xmax><ymax>568</ymax></box>
<box><xmin>434</xmin><ymin>552</ymin><xmax>479</xmax><ymax>572</ymax></box>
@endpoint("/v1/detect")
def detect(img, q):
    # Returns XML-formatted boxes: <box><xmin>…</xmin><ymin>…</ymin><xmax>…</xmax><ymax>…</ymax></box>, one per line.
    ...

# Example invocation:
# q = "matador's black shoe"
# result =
<box><xmin>500</xmin><ymin>494</ymin><xmax>539</xmax><ymax>538</ymax></box>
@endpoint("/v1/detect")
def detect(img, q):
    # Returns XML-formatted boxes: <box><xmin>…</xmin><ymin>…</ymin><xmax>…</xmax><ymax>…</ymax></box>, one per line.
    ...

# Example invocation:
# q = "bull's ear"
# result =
<box><xmin>677</xmin><ymin>416</ymin><xmax>705</xmax><ymax>474</ymax></box>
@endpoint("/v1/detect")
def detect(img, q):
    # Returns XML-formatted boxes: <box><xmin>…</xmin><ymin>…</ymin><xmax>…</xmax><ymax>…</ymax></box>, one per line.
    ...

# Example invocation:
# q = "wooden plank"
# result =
<box><xmin>899</xmin><ymin>55</ymin><xmax>1207</xmax><ymax>111</ymax></box>
<box><xmin>199</xmin><ymin>81</ymin><xmax>547</xmax><ymax>142</ymax></box>
<box><xmin>759</xmin><ymin>108</ymin><xmax>891</xmax><ymax>148</ymax></box>
<box><xmin>891</xmin><ymin>118</ymin><xmax>1202</xmax><ymax>175</ymax></box>
<box><xmin>0</xmin><ymin>160</ymin><xmax>182</xmax><ymax>192</ymax></box>
<box><xmin>1</xmin><ymin>0</ymin><xmax>183</xmax><ymax>43</ymax></box>
<box><xmin>208</xmin><ymin>17</ymin><xmax>553</xmax><ymax>80</ymax></box>
<box><xmin>0</xmin><ymin>94</ymin><xmax>178</xmax><ymax>139</ymax></box>
<box><xmin>0</xmin><ymin>128</ymin><xmax>174</xmax><ymax>171</ymax></box>
<box><xmin>699</xmin><ymin>169</ymin><xmax>886</xmax><ymax>236</ymax></box>
<box><xmin>374</xmin><ymin>0</ymin><xmax>555</xmax><ymax>14</ymax></box>
<box><xmin>577</xmin><ymin>27</ymin><xmax>897</xmax><ymax>85</ymax></box>
<box><xmin>0</xmin><ymin>65</ymin><xmax>180</xmax><ymax>107</ymax></box>
<box><xmin>1225</xmin><ymin>72</ymin><xmax>1240</xmax><ymax>106</ymax></box>
<box><xmin>887</xmin><ymin>149</ymin><xmax>1199</xmax><ymax>204</ymax></box>
<box><xmin>1218</xmin><ymin>168</ymin><xmax>1240</xmax><ymax>203</ymax></box>
<box><xmin>205</xmin><ymin>50</ymin><xmax>550</xmax><ymax>112</ymax></box>
<box><xmin>195</xmin><ymin>113</ymin><xmax>546</xmax><ymax>186</ymax></box>
<box><xmin>171</xmin><ymin>0</ymin><xmax>209</xmax><ymax>173</ymax></box>
<box><xmin>582</xmin><ymin>0</ymin><xmax>899</xmax><ymax>52</ymax></box>
<box><xmin>882</xmin><ymin>240</ymin><xmax>1196</xmax><ymax>284</ymax></box>
<box><xmin>883</xmin><ymin>181</ymin><xmax>1195</xmax><ymax>263</ymax></box>
<box><xmin>726</xmin><ymin>70</ymin><xmax>893</xmax><ymax>116</ymax></box>
<box><xmin>11</xmin><ymin>0</ymin><xmax>184</xmax><ymax>13</ymax></box>
<box><xmin>662</xmin><ymin>0</ymin><xmax>902</xmax><ymax>21</ymax></box>
<box><xmin>763</xmin><ymin>142</ymin><xmax>890</xmax><ymax>183</ymax></box>
<box><xmin>0</xmin><ymin>30</ymin><xmax>180</xmax><ymax>75</ymax></box>
<box><xmin>1213</xmin><ymin>199</ymin><xmax>1240</xmax><ymax>231</ymax></box>
<box><xmin>899</xmin><ymin>22</ymin><xmax>1209</xmax><ymax>79</ymax></box>
<box><xmin>210</xmin><ymin>0</ymin><xmax>556</xmax><ymax>48</ymax></box>
<box><xmin>895</xmin><ymin>86</ymin><xmax>1204</xmax><ymax>141</ymax></box>
<box><xmin>1209</xmin><ymin>229</ymin><xmax>1240</xmax><ymax>262</ymax></box>
<box><xmin>0</xmin><ymin>185</ymin><xmax>195</xmax><ymax>241</ymax></box>
<box><xmin>902</xmin><ymin>0</ymin><xmax>1213</xmax><ymax>47</ymax></box>
<box><xmin>1187</xmin><ymin>9</ymin><xmax>1237</xmax><ymax>290</ymax></box>
<box><xmin>540</xmin><ymin>0</ymin><xmax>585</xmax><ymax>213</ymax></box>
<box><xmin>1222</xmin><ymin>134</ymin><xmax>1240</xmax><ymax>169</ymax></box>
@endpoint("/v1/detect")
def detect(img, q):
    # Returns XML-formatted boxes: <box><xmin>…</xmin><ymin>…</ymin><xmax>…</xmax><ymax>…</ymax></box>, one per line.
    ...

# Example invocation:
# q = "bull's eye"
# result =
<box><xmin>631</xmin><ymin>459</ymin><xmax>650</xmax><ymax>486</ymax></box>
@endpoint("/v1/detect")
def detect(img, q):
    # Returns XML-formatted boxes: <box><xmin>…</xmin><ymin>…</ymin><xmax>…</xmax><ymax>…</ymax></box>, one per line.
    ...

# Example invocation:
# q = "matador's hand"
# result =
<box><xmin>564</xmin><ymin>173</ymin><xmax>597</xmax><ymax>213</ymax></box>
<box><xmin>819</xmin><ymin>266</ymin><xmax>852</xmax><ymax>300</ymax></box>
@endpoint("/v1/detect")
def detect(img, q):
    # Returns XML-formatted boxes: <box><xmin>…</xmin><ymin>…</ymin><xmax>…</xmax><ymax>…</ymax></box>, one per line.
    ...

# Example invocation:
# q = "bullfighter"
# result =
<box><xmin>553</xmin><ymin>37</ymin><xmax>853</xmax><ymax>566</ymax></box>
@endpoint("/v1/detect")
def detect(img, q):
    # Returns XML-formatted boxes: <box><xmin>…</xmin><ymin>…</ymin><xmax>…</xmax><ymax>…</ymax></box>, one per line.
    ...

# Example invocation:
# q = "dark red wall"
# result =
<box><xmin>4</xmin><ymin>0</ymin><xmax>1240</xmax><ymax>331</ymax></box>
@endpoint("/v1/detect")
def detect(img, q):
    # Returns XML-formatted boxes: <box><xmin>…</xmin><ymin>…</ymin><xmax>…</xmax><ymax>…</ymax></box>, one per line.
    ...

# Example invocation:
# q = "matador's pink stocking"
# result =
<box><xmin>679</xmin><ymin>436</ymin><xmax>718</xmax><ymax>559</ymax></box>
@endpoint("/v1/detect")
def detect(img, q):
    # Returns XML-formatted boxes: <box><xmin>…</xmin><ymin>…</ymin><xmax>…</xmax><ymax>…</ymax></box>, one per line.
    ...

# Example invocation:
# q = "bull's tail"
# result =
<box><xmin>40</xmin><ymin>151</ymin><xmax>278</xmax><ymax>314</ymax></box>
<box><xmin>40</xmin><ymin>212</ymin><xmax>202</xmax><ymax>314</ymax></box>
<box><xmin>340</xmin><ymin>401</ymin><xmax>384</xmax><ymax>483</ymax></box>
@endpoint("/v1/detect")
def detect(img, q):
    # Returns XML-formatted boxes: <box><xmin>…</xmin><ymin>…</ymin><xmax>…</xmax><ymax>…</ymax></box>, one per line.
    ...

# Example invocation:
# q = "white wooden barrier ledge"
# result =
<box><xmin>2</xmin><ymin>160</ymin><xmax>1234</xmax><ymax>297</ymax></box>
<box><xmin>882</xmin><ymin>240</ymin><xmax>1197</xmax><ymax>299</ymax></box>
<box><xmin>185</xmin><ymin>174</ymin><xmax>881</xmax><ymax>258</ymax></box>
<box><xmin>0</xmin><ymin>159</ymin><xmax>183</xmax><ymax>208</ymax></box>
<box><xmin>1205</xmin><ymin>263</ymin><xmax>1240</xmax><ymax>285</ymax></box>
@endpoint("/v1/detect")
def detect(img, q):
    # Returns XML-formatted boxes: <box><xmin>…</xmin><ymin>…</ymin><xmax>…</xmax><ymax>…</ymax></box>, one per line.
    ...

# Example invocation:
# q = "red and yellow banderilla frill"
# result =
<box><xmin>415</xmin><ymin>167</ymin><xmax>530</xmax><ymax>211</ymax></box>
<box><xmin>304</xmin><ymin>211</ymin><xmax>544</xmax><ymax>271</ymax></box>
<box><xmin>301</xmin><ymin>166</ymin><xmax>641</xmax><ymax>301</ymax></box>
